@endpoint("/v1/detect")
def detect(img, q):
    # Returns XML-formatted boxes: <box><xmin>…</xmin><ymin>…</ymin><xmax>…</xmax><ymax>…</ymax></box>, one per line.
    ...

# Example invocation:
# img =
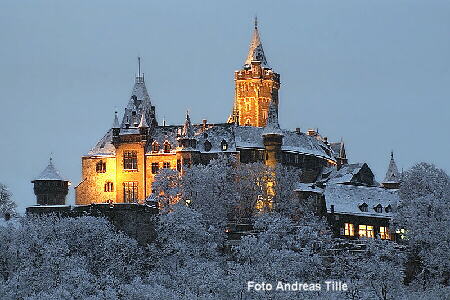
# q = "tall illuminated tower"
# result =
<box><xmin>229</xmin><ymin>18</ymin><xmax>280</xmax><ymax>127</ymax></box>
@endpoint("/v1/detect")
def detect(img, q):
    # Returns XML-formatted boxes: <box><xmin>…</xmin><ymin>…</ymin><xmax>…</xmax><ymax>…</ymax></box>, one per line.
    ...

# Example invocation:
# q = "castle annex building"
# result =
<box><xmin>75</xmin><ymin>21</ymin><xmax>341</xmax><ymax>205</ymax></box>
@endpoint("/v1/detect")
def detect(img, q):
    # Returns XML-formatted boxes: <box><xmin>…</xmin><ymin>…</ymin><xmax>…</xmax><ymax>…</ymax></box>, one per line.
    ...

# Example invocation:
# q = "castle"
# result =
<box><xmin>30</xmin><ymin>19</ymin><xmax>402</xmax><ymax>241</ymax></box>
<box><xmin>74</xmin><ymin>19</ymin><xmax>344</xmax><ymax>205</ymax></box>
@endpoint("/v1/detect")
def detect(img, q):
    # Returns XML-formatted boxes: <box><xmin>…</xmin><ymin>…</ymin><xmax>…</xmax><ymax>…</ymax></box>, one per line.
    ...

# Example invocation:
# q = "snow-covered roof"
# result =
<box><xmin>327</xmin><ymin>163</ymin><xmax>365</xmax><ymax>185</ymax></box>
<box><xmin>244</xmin><ymin>18</ymin><xmax>269</xmax><ymax>68</ymax></box>
<box><xmin>324</xmin><ymin>183</ymin><xmax>398</xmax><ymax>218</ymax></box>
<box><xmin>294</xmin><ymin>183</ymin><xmax>324</xmax><ymax>194</ymax></box>
<box><xmin>33</xmin><ymin>159</ymin><xmax>67</xmax><ymax>181</ymax></box>
<box><xmin>87</xmin><ymin>129</ymin><xmax>116</xmax><ymax>156</ymax></box>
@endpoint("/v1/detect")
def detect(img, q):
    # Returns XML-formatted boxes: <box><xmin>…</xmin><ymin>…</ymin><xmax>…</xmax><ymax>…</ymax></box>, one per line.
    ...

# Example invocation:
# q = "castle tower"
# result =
<box><xmin>262</xmin><ymin>100</ymin><xmax>284</xmax><ymax>168</ymax></box>
<box><xmin>229</xmin><ymin>18</ymin><xmax>280</xmax><ymax>127</ymax></box>
<box><xmin>382</xmin><ymin>151</ymin><xmax>401</xmax><ymax>189</ymax></box>
<box><xmin>32</xmin><ymin>158</ymin><xmax>70</xmax><ymax>205</ymax></box>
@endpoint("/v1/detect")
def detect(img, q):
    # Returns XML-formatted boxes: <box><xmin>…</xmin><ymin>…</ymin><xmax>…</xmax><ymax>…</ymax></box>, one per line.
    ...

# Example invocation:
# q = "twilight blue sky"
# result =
<box><xmin>1</xmin><ymin>0</ymin><xmax>449</xmax><ymax>212</ymax></box>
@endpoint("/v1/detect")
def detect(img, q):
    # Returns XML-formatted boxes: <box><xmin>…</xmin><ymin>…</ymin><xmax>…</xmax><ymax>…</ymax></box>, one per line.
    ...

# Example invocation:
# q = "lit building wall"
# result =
<box><xmin>75</xmin><ymin>156</ymin><xmax>117</xmax><ymax>205</ymax></box>
<box><xmin>234</xmin><ymin>62</ymin><xmax>280</xmax><ymax>127</ymax></box>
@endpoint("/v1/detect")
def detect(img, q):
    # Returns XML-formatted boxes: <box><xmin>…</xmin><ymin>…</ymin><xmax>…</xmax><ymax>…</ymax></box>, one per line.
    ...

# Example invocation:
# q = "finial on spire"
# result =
<box><xmin>138</xmin><ymin>56</ymin><xmax>141</xmax><ymax>77</ymax></box>
<box><xmin>113</xmin><ymin>111</ymin><xmax>120</xmax><ymax>129</ymax></box>
<box><xmin>254</xmin><ymin>15</ymin><xmax>258</xmax><ymax>29</ymax></box>
<box><xmin>391</xmin><ymin>150</ymin><xmax>394</xmax><ymax>159</ymax></box>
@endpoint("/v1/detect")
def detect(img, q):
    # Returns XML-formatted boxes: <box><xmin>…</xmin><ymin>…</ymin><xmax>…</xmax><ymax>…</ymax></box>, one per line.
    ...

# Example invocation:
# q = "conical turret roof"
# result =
<box><xmin>33</xmin><ymin>158</ymin><xmax>66</xmax><ymax>181</ymax></box>
<box><xmin>383</xmin><ymin>151</ymin><xmax>400</xmax><ymax>183</ymax></box>
<box><xmin>181</xmin><ymin>111</ymin><xmax>193</xmax><ymax>138</ymax></box>
<box><xmin>244</xmin><ymin>17</ymin><xmax>269</xmax><ymax>68</ymax></box>
<box><xmin>263</xmin><ymin>100</ymin><xmax>283</xmax><ymax>136</ymax></box>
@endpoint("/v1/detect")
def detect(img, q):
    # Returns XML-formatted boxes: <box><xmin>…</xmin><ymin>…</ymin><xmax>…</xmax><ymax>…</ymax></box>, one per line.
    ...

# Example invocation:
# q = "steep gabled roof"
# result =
<box><xmin>244</xmin><ymin>17</ymin><xmax>269</xmax><ymax>68</ymax></box>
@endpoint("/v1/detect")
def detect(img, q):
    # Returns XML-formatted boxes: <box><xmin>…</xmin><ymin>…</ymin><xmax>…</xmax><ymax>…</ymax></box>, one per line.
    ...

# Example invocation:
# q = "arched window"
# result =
<box><xmin>204</xmin><ymin>140</ymin><xmax>212</xmax><ymax>152</ymax></box>
<box><xmin>96</xmin><ymin>161</ymin><xmax>106</xmax><ymax>173</ymax></box>
<box><xmin>221</xmin><ymin>140</ymin><xmax>228</xmax><ymax>151</ymax></box>
<box><xmin>104</xmin><ymin>182</ymin><xmax>114</xmax><ymax>192</ymax></box>
<box><xmin>245</xmin><ymin>119</ymin><xmax>251</xmax><ymax>126</ymax></box>
<box><xmin>163</xmin><ymin>141</ymin><xmax>171</xmax><ymax>153</ymax></box>
<box><xmin>152</xmin><ymin>141</ymin><xmax>160</xmax><ymax>153</ymax></box>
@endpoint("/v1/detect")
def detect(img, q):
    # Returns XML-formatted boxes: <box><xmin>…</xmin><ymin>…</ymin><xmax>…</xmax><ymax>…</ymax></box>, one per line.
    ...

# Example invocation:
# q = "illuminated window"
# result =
<box><xmin>358</xmin><ymin>225</ymin><xmax>374</xmax><ymax>238</ymax></box>
<box><xmin>163</xmin><ymin>162</ymin><xmax>170</xmax><ymax>169</ymax></box>
<box><xmin>245</xmin><ymin>119</ymin><xmax>251</xmax><ymax>126</ymax></box>
<box><xmin>262</xmin><ymin>109</ymin><xmax>268</xmax><ymax>119</ymax></box>
<box><xmin>151</xmin><ymin>162</ymin><xmax>159</xmax><ymax>174</ymax></box>
<box><xmin>96</xmin><ymin>161</ymin><xmax>106</xmax><ymax>173</ymax></box>
<box><xmin>163</xmin><ymin>141</ymin><xmax>171</xmax><ymax>153</ymax></box>
<box><xmin>152</xmin><ymin>142</ymin><xmax>160</xmax><ymax>153</ymax></box>
<box><xmin>123</xmin><ymin>151</ymin><xmax>137</xmax><ymax>170</ymax></box>
<box><xmin>104</xmin><ymin>182</ymin><xmax>114</xmax><ymax>192</ymax></box>
<box><xmin>359</xmin><ymin>203</ymin><xmax>368</xmax><ymax>212</ymax></box>
<box><xmin>344</xmin><ymin>223</ymin><xmax>354</xmax><ymax>236</ymax></box>
<box><xmin>379</xmin><ymin>226</ymin><xmax>390</xmax><ymax>240</ymax></box>
<box><xmin>374</xmin><ymin>204</ymin><xmax>383</xmax><ymax>213</ymax></box>
<box><xmin>123</xmin><ymin>181</ymin><xmax>138</xmax><ymax>203</ymax></box>
<box><xmin>221</xmin><ymin>140</ymin><xmax>228</xmax><ymax>151</ymax></box>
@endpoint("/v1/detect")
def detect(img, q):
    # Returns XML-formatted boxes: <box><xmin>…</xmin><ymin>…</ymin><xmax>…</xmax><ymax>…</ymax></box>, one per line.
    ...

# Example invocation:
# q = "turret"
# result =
<box><xmin>31</xmin><ymin>158</ymin><xmax>70</xmax><ymax>205</ymax></box>
<box><xmin>382</xmin><ymin>151</ymin><xmax>401</xmax><ymax>189</ymax></box>
<box><xmin>177</xmin><ymin>111</ymin><xmax>199</xmax><ymax>170</ymax></box>
<box><xmin>262</xmin><ymin>100</ymin><xmax>283</xmax><ymax>168</ymax></box>
<box><xmin>112</xmin><ymin>111</ymin><xmax>120</xmax><ymax>144</ymax></box>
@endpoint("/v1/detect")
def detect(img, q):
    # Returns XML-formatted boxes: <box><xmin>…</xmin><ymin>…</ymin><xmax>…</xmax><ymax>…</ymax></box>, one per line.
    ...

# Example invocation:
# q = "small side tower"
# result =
<box><xmin>381</xmin><ymin>151</ymin><xmax>401</xmax><ymax>189</ymax></box>
<box><xmin>262</xmin><ymin>100</ymin><xmax>284</xmax><ymax>168</ymax></box>
<box><xmin>32</xmin><ymin>158</ymin><xmax>70</xmax><ymax>205</ymax></box>
<box><xmin>177</xmin><ymin>111</ymin><xmax>199</xmax><ymax>171</ymax></box>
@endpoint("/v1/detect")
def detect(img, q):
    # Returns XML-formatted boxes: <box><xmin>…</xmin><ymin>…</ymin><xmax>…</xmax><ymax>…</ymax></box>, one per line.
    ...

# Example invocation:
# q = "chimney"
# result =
<box><xmin>295</xmin><ymin>128</ymin><xmax>301</xmax><ymax>134</ymax></box>
<box><xmin>307</xmin><ymin>129</ymin><xmax>316</xmax><ymax>136</ymax></box>
<box><xmin>330</xmin><ymin>205</ymin><xmax>335</xmax><ymax>214</ymax></box>
<box><xmin>202</xmin><ymin>119</ymin><xmax>207</xmax><ymax>131</ymax></box>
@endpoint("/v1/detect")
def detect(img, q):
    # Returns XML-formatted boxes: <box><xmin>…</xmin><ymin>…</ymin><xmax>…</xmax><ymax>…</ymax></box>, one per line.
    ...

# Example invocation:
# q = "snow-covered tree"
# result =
<box><xmin>0</xmin><ymin>183</ymin><xmax>16</xmax><ymax>217</ymax></box>
<box><xmin>394</xmin><ymin>163</ymin><xmax>450</xmax><ymax>287</ymax></box>
<box><xmin>152</xmin><ymin>168</ymin><xmax>182</xmax><ymax>212</ymax></box>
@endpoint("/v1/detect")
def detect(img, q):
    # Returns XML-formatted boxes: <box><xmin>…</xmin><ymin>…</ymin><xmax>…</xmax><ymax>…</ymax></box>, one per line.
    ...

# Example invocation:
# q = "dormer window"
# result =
<box><xmin>359</xmin><ymin>203</ymin><xmax>368</xmax><ymax>212</ymax></box>
<box><xmin>163</xmin><ymin>141</ymin><xmax>171</xmax><ymax>153</ymax></box>
<box><xmin>204</xmin><ymin>140</ymin><xmax>212</xmax><ymax>152</ymax></box>
<box><xmin>374</xmin><ymin>204</ymin><xmax>383</xmax><ymax>213</ymax></box>
<box><xmin>221</xmin><ymin>140</ymin><xmax>228</xmax><ymax>151</ymax></box>
<box><xmin>152</xmin><ymin>142</ymin><xmax>160</xmax><ymax>153</ymax></box>
<box><xmin>385</xmin><ymin>205</ymin><xmax>392</xmax><ymax>213</ymax></box>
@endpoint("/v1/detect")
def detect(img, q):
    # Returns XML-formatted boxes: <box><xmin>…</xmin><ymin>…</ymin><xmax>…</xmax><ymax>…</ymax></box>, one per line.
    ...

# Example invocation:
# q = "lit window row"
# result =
<box><xmin>343</xmin><ymin>223</ymin><xmax>391</xmax><ymax>239</ymax></box>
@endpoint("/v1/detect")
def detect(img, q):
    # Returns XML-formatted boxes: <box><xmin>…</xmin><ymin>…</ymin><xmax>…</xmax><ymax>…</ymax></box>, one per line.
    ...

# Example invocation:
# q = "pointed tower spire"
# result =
<box><xmin>382</xmin><ymin>151</ymin><xmax>401</xmax><ymax>189</ymax></box>
<box><xmin>244</xmin><ymin>17</ymin><xmax>269</xmax><ymax>68</ymax></box>
<box><xmin>182</xmin><ymin>110</ymin><xmax>193</xmax><ymax>138</ymax></box>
